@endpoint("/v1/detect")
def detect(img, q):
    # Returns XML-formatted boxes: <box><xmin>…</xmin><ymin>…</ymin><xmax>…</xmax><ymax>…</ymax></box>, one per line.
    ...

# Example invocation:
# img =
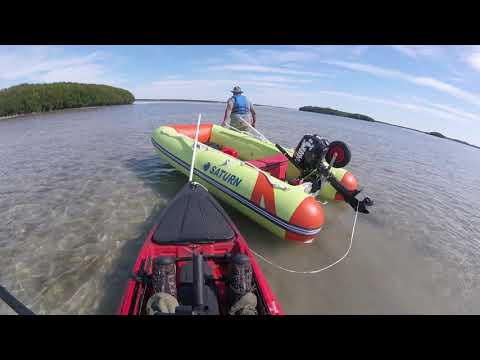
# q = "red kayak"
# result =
<box><xmin>118</xmin><ymin>182</ymin><xmax>283</xmax><ymax>315</ymax></box>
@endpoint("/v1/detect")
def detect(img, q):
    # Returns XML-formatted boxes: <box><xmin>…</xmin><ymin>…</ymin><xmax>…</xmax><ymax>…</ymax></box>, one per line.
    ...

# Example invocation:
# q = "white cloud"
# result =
<box><xmin>466</xmin><ymin>49</ymin><xmax>480</xmax><ymax>72</ymax></box>
<box><xmin>34</xmin><ymin>63</ymin><xmax>124</xmax><ymax>86</ymax></box>
<box><xmin>0</xmin><ymin>46</ymin><xmax>117</xmax><ymax>86</ymax></box>
<box><xmin>351</xmin><ymin>46</ymin><xmax>370</xmax><ymax>56</ymax></box>
<box><xmin>323</xmin><ymin>60</ymin><xmax>480</xmax><ymax>107</ymax></box>
<box><xmin>255</xmin><ymin>49</ymin><xmax>319</xmax><ymax>63</ymax></box>
<box><xmin>227</xmin><ymin>48</ymin><xmax>258</xmax><ymax>64</ymax></box>
<box><xmin>314</xmin><ymin>90</ymin><xmax>440</xmax><ymax>115</ymax></box>
<box><xmin>133</xmin><ymin>78</ymin><xmax>296</xmax><ymax>100</ymax></box>
<box><xmin>268</xmin><ymin>88</ymin><xmax>477</xmax><ymax>126</ymax></box>
<box><xmin>208</xmin><ymin>64</ymin><xmax>327</xmax><ymax>77</ymax></box>
<box><xmin>293</xmin><ymin>45</ymin><xmax>359</xmax><ymax>55</ymax></box>
<box><xmin>391</xmin><ymin>45</ymin><xmax>419</xmax><ymax>58</ymax></box>
<box><xmin>409</xmin><ymin>98</ymin><xmax>480</xmax><ymax>123</ymax></box>
<box><xmin>449</xmin><ymin>77</ymin><xmax>466</xmax><ymax>83</ymax></box>
<box><xmin>391</xmin><ymin>45</ymin><xmax>446</xmax><ymax>59</ymax></box>
<box><xmin>392</xmin><ymin>46</ymin><xmax>480</xmax><ymax>84</ymax></box>
<box><xmin>323</xmin><ymin>60</ymin><xmax>405</xmax><ymax>79</ymax></box>
<box><xmin>411</xmin><ymin>77</ymin><xmax>480</xmax><ymax>106</ymax></box>
<box><xmin>227</xmin><ymin>47</ymin><xmax>319</xmax><ymax>65</ymax></box>
<box><xmin>242</xmin><ymin>75</ymin><xmax>312</xmax><ymax>84</ymax></box>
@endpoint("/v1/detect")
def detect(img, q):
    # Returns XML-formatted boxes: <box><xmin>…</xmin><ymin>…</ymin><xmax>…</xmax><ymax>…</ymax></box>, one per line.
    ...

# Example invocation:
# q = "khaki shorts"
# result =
<box><xmin>230</xmin><ymin>113</ymin><xmax>252</xmax><ymax>131</ymax></box>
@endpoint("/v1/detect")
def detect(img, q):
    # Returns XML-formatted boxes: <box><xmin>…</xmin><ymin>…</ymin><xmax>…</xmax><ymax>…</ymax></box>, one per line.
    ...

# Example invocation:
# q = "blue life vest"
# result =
<box><xmin>232</xmin><ymin>95</ymin><xmax>249</xmax><ymax>115</ymax></box>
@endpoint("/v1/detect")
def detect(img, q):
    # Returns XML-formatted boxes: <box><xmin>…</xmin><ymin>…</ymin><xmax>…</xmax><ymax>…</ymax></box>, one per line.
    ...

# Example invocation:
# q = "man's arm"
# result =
<box><xmin>250</xmin><ymin>103</ymin><xmax>257</xmax><ymax>128</ymax></box>
<box><xmin>222</xmin><ymin>100</ymin><xmax>233</xmax><ymax>126</ymax></box>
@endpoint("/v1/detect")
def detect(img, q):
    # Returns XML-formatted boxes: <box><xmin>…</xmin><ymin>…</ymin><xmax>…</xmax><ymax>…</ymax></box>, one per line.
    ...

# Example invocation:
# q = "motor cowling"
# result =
<box><xmin>290</xmin><ymin>134</ymin><xmax>372</xmax><ymax>214</ymax></box>
<box><xmin>293</xmin><ymin>134</ymin><xmax>330</xmax><ymax>173</ymax></box>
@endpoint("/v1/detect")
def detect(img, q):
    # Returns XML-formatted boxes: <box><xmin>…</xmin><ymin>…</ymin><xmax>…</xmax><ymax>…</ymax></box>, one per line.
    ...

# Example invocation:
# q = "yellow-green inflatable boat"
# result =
<box><xmin>151</xmin><ymin>123</ymin><xmax>368</xmax><ymax>243</ymax></box>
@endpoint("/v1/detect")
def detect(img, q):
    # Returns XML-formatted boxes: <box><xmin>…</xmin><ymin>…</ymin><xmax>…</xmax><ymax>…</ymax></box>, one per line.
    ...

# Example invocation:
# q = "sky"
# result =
<box><xmin>1</xmin><ymin>45</ymin><xmax>480</xmax><ymax>146</ymax></box>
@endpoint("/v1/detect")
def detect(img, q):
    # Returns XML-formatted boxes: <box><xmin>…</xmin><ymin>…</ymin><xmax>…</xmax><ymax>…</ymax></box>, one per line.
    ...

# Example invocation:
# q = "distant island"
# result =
<box><xmin>300</xmin><ymin>105</ymin><xmax>480</xmax><ymax>150</ymax></box>
<box><xmin>299</xmin><ymin>106</ymin><xmax>376</xmax><ymax>122</ymax></box>
<box><xmin>426</xmin><ymin>131</ymin><xmax>479</xmax><ymax>149</ymax></box>
<box><xmin>0</xmin><ymin>82</ymin><xmax>135</xmax><ymax>118</ymax></box>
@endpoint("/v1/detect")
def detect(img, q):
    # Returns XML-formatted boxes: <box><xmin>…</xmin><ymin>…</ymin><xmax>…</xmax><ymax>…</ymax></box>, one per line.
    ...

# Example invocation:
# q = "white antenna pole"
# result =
<box><xmin>237</xmin><ymin>116</ymin><xmax>270</xmax><ymax>142</ymax></box>
<box><xmin>189</xmin><ymin>113</ymin><xmax>202</xmax><ymax>183</ymax></box>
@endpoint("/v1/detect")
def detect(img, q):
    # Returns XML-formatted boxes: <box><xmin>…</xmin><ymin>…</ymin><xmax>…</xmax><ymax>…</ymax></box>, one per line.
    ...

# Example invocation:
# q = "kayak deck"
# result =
<box><xmin>118</xmin><ymin>183</ymin><xmax>283</xmax><ymax>315</ymax></box>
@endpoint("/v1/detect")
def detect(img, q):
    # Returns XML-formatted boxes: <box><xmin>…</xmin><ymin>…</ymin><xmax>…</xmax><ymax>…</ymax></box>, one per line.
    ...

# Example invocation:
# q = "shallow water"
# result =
<box><xmin>1</xmin><ymin>102</ymin><xmax>479</xmax><ymax>314</ymax></box>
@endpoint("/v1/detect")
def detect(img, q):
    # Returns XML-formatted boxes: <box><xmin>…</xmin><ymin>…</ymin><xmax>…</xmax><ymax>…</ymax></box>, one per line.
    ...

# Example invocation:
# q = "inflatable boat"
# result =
<box><xmin>151</xmin><ymin>123</ymin><xmax>372</xmax><ymax>243</ymax></box>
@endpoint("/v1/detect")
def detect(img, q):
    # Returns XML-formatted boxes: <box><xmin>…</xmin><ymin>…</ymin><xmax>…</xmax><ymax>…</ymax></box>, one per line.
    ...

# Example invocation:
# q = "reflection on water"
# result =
<box><xmin>1</xmin><ymin>102</ymin><xmax>479</xmax><ymax>314</ymax></box>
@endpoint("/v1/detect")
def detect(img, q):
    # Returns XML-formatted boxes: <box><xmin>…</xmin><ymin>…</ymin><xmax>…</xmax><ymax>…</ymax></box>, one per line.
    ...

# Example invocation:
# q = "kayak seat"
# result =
<box><xmin>246</xmin><ymin>154</ymin><xmax>289</xmax><ymax>181</ymax></box>
<box><xmin>177</xmin><ymin>260</ymin><xmax>220</xmax><ymax>315</ymax></box>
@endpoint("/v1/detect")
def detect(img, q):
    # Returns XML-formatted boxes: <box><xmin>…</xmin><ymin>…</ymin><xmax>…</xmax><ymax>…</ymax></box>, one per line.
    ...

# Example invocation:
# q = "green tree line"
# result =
<box><xmin>299</xmin><ymin>106</ymin><xmax>376</xmax><ymax>122</ymax></box>
<box><xmin>0</xmin><ymin>82</ymin><xmax>135</xmax><ymax>117</ymax></box>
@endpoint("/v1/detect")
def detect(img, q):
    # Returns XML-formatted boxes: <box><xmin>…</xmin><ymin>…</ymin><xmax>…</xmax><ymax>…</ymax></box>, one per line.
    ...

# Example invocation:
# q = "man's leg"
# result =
<box><xmin>146</xmin><ymin>292</ymin><xmax>179</xmax><ymax>314</ymax></box>
<box><xmin>230</xmin><ymin>114</ymin><xmax>251</xmax><ymax>131</ymax></box>
<box><xmin>229</xmin><ymin>292</ymin><xmax>258</xmax><ymax>315</ymax></box>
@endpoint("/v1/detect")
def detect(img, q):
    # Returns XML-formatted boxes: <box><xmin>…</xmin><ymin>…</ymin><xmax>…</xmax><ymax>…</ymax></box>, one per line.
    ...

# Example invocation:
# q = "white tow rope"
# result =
<box><xmin>224</xmin><ymin>114</ymin><xmax>363</xmax><ymax>274</ymax></box>
<box><xmin>250</xmin><ymin>202</ymin><xmax>360</xmax><ymax>274</ymax></box>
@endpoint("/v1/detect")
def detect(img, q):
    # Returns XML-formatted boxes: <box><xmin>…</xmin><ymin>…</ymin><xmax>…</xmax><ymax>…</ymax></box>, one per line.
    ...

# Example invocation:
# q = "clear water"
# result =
<box><xmin>1</xmin><ymin>102</ymin><xmax>479</xmax><ymax>314</ymax></box>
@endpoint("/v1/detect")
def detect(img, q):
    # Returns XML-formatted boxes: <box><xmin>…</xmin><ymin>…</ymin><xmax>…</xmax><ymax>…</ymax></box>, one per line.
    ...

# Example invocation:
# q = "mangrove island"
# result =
<box><xmin>427</xmin><ymin>131</ymin><xmax>479</xmax><ymax>149</ymax></box>
<box><xmin>0</xmin><ymin>82</ymin><xmax>135</xmax><ymax>118</ymax></box>
<box><xmin>299</xmin><ymin>104</ymin><xmax>479</xmax><ymax>150</ymax></box>
<box><xmin>299</xmin><ymin>106</ymin><xmax>376</xmax><ymax>122</ymax></box>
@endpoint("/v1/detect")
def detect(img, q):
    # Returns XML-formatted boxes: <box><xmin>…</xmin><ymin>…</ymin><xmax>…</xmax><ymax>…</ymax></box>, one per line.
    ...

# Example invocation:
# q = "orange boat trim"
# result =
<box><xmin>170</xmin><ymin>124</ymin><xmax>213</xmax><ymax>143</ymax></box>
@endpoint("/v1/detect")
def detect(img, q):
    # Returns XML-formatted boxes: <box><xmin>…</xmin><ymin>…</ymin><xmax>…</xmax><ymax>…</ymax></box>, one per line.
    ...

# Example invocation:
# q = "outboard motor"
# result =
<box><xmin>293</xmin><ymin>135</ymin><xmax>331</xmax><ymax>174</ymax></box>
<box><xmin>293</xmin><ymin>134</ymin><xmax>352</xmax><ymax>174</ymax></box>
<box><xmin>286</xmin><ymin>134</ymin><xmax>372</xmax><ymax>214</ymax></box>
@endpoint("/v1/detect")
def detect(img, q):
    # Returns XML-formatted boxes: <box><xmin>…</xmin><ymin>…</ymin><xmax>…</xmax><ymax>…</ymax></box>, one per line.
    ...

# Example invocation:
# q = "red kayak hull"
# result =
<box><xmin>118</xmin><ymin>221</ymin><xmax>283</xmax><ymax>315</ymax></box>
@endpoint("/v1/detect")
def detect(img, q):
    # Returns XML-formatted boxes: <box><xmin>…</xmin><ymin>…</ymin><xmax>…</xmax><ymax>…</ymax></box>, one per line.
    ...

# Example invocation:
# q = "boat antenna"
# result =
<box><xmin>234</xmin><ymin>116</ymin><xmax>270</xmax><ymax>142</ymax></box>
<box><xmin>189</xmin><ymin>113</ymin><xmax>202</xmax><ymax>183</ymax></box>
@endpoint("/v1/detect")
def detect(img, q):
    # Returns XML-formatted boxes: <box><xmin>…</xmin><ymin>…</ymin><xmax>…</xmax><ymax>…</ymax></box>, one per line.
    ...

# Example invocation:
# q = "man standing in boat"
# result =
<box><xmin>221</xmin><ymin>86</ymin><xmax>257</xmax><ymax>131</ymax></box>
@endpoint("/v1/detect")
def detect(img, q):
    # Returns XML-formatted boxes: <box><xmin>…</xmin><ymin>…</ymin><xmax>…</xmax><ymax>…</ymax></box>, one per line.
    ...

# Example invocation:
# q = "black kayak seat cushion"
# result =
<box><xmin>153</xmin><ymin>183</ymin><xmax>235</xmax><ymax>244</ymax></box>
<box><xmin>177</xmin><ymin>260</ymin><xmax>220</xmax><ymax>315</ymax></box>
